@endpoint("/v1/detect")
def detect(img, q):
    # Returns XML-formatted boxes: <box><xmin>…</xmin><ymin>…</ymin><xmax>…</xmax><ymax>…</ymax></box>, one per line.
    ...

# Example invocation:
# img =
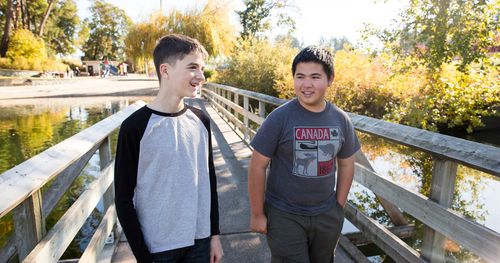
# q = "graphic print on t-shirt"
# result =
<box><xmin>293</xmin><ymin>127</ymin><xmax>340</xmax><ymax>177</ymax></box>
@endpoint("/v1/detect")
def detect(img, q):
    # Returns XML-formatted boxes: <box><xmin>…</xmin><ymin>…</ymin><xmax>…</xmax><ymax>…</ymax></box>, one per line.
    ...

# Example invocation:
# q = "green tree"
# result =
<box><xmin>378</xmin><ymin>0</ymin><xmax>500</xmax><ymax>73</ymax></box>
<box><xmin>44</xmin><ymin>0</ymin><xmax>79</xmax><ymax>55</ymax></box>
<box><xmin>0</xmin><ymin>0</ymin><xmax>80</xmax><ymax>57</ymax></box>
<box><xmin>237</xmin><ymin>0</ymin><xmax>295</xmax><ymax>40</ymax></box>
<box><xmin>82</xmin><ymin>0</ymin><xmax>131</xmax><ymax>60</ymax></box>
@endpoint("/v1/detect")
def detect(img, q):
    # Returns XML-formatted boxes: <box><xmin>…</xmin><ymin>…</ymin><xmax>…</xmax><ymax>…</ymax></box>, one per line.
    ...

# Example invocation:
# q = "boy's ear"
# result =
<box><xmin>328</xmin><ymin>76</ymin><xmax>334</xmax><ymax>86</ymax></box>
<box><xmin>159</xmin><ymin>64</ymin><xmax>169</xmax><ymax>78</ymax></box>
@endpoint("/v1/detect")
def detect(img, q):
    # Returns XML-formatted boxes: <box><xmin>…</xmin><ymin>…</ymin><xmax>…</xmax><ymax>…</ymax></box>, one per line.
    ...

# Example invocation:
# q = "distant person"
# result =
<box><xmin>115</xmin><ymin>34</ymin><xmax>223</xmax><ymax>263</ymax></box>
<box><xmin>102</xmin><ymin>57</ymin><xmax>110</xmax><ymax>78</ymax></box>
<box><xmin>248</xmin><ymin>46</ymin><xmax>360</xmax><ymax>263</ymax></box>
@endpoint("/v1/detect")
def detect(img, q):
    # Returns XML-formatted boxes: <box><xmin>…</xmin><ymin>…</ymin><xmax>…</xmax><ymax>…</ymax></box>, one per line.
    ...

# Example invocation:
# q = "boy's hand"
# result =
<box><xmin>210</xmin><ymin>235</ymin><xmax>223</xmax><ymax>263</ymax></box>
<box><xmin>250</xmin><ymin>214</ymin><xmax>267</xmax><ymax>234</ymax></box>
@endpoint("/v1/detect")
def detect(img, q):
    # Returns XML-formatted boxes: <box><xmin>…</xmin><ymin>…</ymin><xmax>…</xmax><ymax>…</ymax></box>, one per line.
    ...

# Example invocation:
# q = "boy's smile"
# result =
<box><xmin>294</xmin><ymin>62</ymin><xmax>333</xmax><ymax>112</ymax></box>
<box><xmin>163</xmin><ymin>52</ymin><xmax>206</xmax><ymax>98</ymax></box>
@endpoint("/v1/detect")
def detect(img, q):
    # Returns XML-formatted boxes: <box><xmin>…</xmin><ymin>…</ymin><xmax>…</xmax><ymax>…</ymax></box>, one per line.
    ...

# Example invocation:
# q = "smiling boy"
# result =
<box><xmin>115</xmin><ymin>34</ymin><xmax>223</xmax><ymax>263</ymax></box>
<box><xmin>248</xmin><ymin>46</ymin><xmax>360</xmax><ymax>262</ymax></box>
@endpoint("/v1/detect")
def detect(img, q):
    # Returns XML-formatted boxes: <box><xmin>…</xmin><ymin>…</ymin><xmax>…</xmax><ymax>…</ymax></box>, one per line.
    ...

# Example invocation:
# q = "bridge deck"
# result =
<box><xmin>109</xmin><ymin>99</ymin><xmax>365</xmax><ymax>262</ymax></box>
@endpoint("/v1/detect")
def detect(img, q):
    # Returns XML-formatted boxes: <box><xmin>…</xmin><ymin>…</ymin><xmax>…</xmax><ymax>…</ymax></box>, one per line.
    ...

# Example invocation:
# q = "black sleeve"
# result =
<box><xmin>114</xmin><ymin>111</ymin><xmax>153</xmax><ymax>263</ymax></box>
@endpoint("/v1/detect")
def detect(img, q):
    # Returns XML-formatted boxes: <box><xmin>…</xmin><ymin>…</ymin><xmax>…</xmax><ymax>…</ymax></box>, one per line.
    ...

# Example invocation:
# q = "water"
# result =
<box><xmin>0</xmin><ymin>96</ymin><xmax>498</xmax><ymax>261</ymax></box>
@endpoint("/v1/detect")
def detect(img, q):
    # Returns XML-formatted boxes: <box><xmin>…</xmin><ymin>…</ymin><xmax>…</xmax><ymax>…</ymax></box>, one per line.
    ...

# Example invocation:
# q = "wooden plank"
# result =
<box><xmin>204</xmin><ymin>88</ymin><xmax>246</xmax><ymax>116</ymax></box>
<box><xmin>355</xmin><ymin>151</ymin><xmax>409</xmax><ymax>226</ymax></box>
<box><xmin>206</xmin><ymin>95</ymin><xmax>255</xmax><ymax>139</ymax></box>
<box><xmin>348</xmin><ymin>113</ymin><xmax>500</xmax><ymax>176</ymax></box>
<box><xmin>22</xmin><ymin>163</ymin><xmax>114</xmax><ymax>263</ymax></box>
<box><xmin>354</xmin><ymin>163</ymin><xmax>500</xmax><ymax>262</ymax></box>
<box><xmin>204</xmin><ymin>89</ymin><xmax>265</xmax><ymax>126</ymax></box>
<box><xmin>345</xmin><ymin>224</ymin><xmax>416</xmax><ymax>246</ymax></box>
<box><xmin>42</xmin><ymin>143</ymin><xmax>99</xmax><ymax>219</ymax></box>
<box><xmin>422</xmin><ymin>158</ymin><xmax>458</xmax><ymax>262</ymax></box>
<box><xmin>13</xmin><ymin>191</ymin><xmax>45</xmax><ymax>261</ymax></box>
<box><xmin>344</xmin><ymin>203</ymin><xmax>425</xmax><ymax>263</ymax></box>
<box><xmin>204</xmin><ymin>83</ymin><xmax>287</xmax><ymax>106</ymax></box>
<box><xmin>0</xmin><ymin>101</ymin><xmax>145</xmax><ymax>218</ymax></box>
<box><xmin>243</xmin><ymin>96</ymin><xmax>249</xmax><ymax>141</ymax></box>
<box><xmin>338</xmin><ymin>235</ymin><xmax>370</xmax><ymax>263</ymax></box>
<box><xmin>79</xmin><ymin>205</ymin><xmax>117</xmax><ymax>263</ymax></box>
<box><xmin>99</xmin><ymin>137</ymin><xmax>114</xmax><ymax>211</ymax></box>
<box><xmin>258</xmin><ymin>101</ymin><xmax>266</xmax><ymax>118</ymax></box>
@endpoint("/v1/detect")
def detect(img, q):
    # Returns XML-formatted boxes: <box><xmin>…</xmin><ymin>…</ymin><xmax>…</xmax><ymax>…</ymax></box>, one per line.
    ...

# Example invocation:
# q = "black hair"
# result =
<box><xmin>153</xmin><ymin>34</ymin><xmax>208</xmax><ymax>81</ymax></box>
<box><xmin>292</xmin><ymin>46</ymin><xmax>334</xmax><ymax>80</ymax></box>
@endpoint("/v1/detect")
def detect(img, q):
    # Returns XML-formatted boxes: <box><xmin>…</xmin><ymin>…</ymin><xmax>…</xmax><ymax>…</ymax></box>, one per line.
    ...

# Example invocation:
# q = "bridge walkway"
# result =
<box><xmin>110</xmin><ymin>99</ymin><xmax>364</xmax><ymax>262</ymax></box>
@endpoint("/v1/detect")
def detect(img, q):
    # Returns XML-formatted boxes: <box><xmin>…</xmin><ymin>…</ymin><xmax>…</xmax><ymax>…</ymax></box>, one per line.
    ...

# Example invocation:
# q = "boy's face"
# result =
<box><xmin>293</xmin><ymin>62</ymin><xmax>333</xmax><ymax>112</ymax></box>
<box><xmin>161</xmin><ymin>51</ymin><xmax>205</xmax><ymax>98</ymax></box>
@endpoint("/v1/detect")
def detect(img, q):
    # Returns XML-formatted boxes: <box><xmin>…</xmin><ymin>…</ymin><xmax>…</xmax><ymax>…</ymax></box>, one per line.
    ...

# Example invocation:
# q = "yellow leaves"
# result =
<box><xmin>125</xmin><ymin>0</ymin><xmax>237</xmax><ymax>69</ymax></box>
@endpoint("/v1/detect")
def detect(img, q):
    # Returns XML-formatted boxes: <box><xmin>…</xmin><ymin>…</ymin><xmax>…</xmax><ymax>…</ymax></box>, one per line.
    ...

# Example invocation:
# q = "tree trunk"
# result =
<box><xmin>20</xmin><ymin>0</ymin><xmax>29</xmax><ymax>29</ymax></box>
<box><xmin>13</xmin><ymin>0</ymin><xmax>20</xmax><ymax>31</ymax></box>
<box><xmin>0</xmin><ymin>0</ymin><xmax>14</xmax><ymax>57</ymax></box>
<box><xmin>38</xmin><ymin>0</ymin><xmax>56</xmax><ymax>37</ymax></box>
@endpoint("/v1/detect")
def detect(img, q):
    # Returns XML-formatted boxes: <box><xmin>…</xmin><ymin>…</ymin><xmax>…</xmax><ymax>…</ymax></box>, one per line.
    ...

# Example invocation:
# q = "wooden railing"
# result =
<box><xmin>202</xmin><ymin>83</ymin><xmax>500</xmax><ymax>263</ymax></box>
<box><xmin>0</xmin><ymin>101</ymin><xmax>145</xmax><ymax>263</ymax></box>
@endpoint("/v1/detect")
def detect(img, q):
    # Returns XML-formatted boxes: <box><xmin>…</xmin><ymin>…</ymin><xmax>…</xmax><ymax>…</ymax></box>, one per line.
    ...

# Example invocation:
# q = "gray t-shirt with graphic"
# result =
<box><xmin>251</xmin><ymin>99</ymin><xmax>360</xmax><ymax>215</ymax></box>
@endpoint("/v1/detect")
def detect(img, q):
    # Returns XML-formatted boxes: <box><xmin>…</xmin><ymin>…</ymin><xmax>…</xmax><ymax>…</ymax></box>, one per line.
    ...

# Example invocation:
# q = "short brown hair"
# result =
<box><xmin>153</xmin><ymin>34</ymin><xmax>208</xmax><ymax>81</ymax></box>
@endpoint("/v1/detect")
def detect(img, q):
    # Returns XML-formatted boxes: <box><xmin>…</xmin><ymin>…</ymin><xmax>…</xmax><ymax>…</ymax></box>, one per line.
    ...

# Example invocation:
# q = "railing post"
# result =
<box><xmin>243</xmin><ymin>96</ymin><xmax>249</xmax><ymax>142</ymax></box>
<box><xmin>422</xmin><ymin>158</ymin><xmax>458</xmax><ymax>263</ymax></box>
<box><xmin>258</xmin><ymin>101</ymin><xmax>266</xmax><ymax>118</ymax></box>
<box><xmin>99</xmin><ymin>137</ymin><xmax>113</xmax><ymax>212</ymax></box>
<box><xmin>13</xmin><ymin>191</ymin><xmax>45</xmax><ymax>261</ymax></box>
<box><xmin>233</xmin><ymin>93</ymin><xmax>240</xmax><ymax>120</ymax></box>
<box><xmin>99</xmin><ymin>136</ymin><xmax>115</xmax><ymax>245</ymax></box>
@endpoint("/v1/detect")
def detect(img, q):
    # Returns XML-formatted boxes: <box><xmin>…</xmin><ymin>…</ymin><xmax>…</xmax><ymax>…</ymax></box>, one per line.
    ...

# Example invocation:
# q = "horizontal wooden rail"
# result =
<box><xmin>354</xmin><ymin>163</ymin><xmax>500</xmax><ymax>262</ymax></box>
<box><xmin>0</xmin><ymin>101</ymin><xmax>146</xmax><ymax>218</ymax></box>
<box><xmin>22</xmin><ymin>163</ymin><xmax>114</xmax><ymax>262</ymax></box>
<box><xmin>205</xmin><ymin>83</ymin><xmax>287</xmax><ymax>106</ymax></box>
<box><xmin>348</xmin><ymin>114</ymin><xmax>500</xmax><ymax>176</ymax></box>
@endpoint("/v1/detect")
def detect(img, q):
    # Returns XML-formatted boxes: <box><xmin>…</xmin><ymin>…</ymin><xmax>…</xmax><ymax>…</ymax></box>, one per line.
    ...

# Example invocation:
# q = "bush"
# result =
<box><xmin>386</xmin><ymin>61</ymin><xmax>500</xmax><ymax>133</ymax></box>
<box><xmin>326</xmin><ymin>49</ymin><xmax>424</xmax><ymax>118</ymax></box>
<box><xmin>214</xmin><ymin>38</ymin><xmax>297</xmax><ymax>97</ymax></box>
<box><xmin>0</xmin><ymin>29</ymin><xmax>66</xmax><ymax>71</ymax></box>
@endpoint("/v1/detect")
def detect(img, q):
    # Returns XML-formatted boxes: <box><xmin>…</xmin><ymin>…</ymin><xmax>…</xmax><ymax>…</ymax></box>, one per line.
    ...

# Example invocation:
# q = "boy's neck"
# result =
<box><xmin>148</xmin><ymin>90</ymin><xmax>185</xmax><ymax>113</ymax></box>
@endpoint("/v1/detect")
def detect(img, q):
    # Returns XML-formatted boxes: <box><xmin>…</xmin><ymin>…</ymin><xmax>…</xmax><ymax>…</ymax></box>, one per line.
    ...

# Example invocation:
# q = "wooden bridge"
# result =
<box><xmin>1</xmin><ymin>83</ymin><xmax>499</xmax><ymax>263</ymax></box>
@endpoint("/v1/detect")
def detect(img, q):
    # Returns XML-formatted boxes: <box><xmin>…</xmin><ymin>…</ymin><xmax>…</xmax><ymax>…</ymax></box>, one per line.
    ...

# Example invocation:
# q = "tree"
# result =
<box><xmin>237</xmin><ymin>0</ymin><xmax>295</xmax><ymax>40</ymax></box>
<box><xmin>378</xmin><ymin>0</ymin><xmax>500</xmax><ymax>73</ymax></box>
<box><xmin>44</xmin><ymin>0</ymin><xmax>79</xmax><ymax>55</ymax></box>
<box><xmin>319</xmin><ymin>36</ymin><xmax>351</xmax><ymax>51</ymax></box>
<box><xmin>1</xmin><ymin>0</ymin><xmax>80</xmax><ymax>57</ymax></box>
<box><xmin>124</xmin><ymin>0</ymin><xmax>236</xmax><ymax>67</ymax></box>
<box><xmin>82</xmin><ymin>0</ymin><xmax>131</xmax><ymax>60</ymax></box>
<box><xmin>38</xmin><ymin>0</ymin><xmax>56</xmax><ymax>36</ymax></box>
<box><xmin>0</xmin><ymin>0</ymin><xmax>13</xmax><ymax>57</ymax></box>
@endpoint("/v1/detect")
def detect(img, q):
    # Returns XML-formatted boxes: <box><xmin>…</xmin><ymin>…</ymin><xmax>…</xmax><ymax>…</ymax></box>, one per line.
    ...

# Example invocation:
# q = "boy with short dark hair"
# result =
<box><xmin>115</xmin><ymin>34</ymin><xmax>223</xmax><ymax>263</ymax></box>
<box><xmin>248</xmin><ymin>46</ymin><xmax>360</xmax><ymax>263</ymax></box>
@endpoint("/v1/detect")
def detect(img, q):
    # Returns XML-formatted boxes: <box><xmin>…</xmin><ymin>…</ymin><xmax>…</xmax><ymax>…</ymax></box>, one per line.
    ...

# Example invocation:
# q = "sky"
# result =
<box><xmin>76</xmin><ymin>0</ymin><xmax>407</xmax><ymax>46</ymax></box>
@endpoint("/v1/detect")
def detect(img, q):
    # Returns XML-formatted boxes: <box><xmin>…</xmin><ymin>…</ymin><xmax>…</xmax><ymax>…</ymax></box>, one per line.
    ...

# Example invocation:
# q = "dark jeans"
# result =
<box><xmin>265</xmin><ymin>203</ymin><xmax>345</xmax><ymax>263</ymax></box>
<box><xmin>151</xmin><ymin>237</ymin><xmax>210</xmax><ymax>263</ymax></box>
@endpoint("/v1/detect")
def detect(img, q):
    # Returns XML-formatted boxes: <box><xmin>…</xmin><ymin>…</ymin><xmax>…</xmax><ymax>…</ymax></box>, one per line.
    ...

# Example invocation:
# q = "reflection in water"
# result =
<box><xmin>0</xmin><ymin>97</ymin><xmax>151</xmax><ymax>259</ymax></box>
<box><xmin>350</xmin><ymin>133</ymin><xmax>499</xmax><ymax>262</ymax></box>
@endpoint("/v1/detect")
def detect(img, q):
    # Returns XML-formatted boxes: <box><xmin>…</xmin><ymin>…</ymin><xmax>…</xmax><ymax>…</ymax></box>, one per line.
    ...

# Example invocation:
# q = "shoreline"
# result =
<box><xmin>0</xmin><ymin>78</ymin><xmax>158</xmax><ymax>103</ymax></box>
